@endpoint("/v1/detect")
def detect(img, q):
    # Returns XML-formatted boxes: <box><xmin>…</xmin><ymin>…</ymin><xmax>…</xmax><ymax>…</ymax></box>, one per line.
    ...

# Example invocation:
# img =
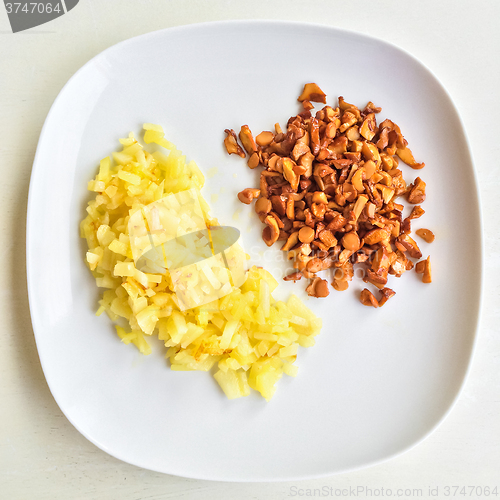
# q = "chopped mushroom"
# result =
<box><xmin>247</xmin><ymin>152</ymin><xmax>260</xmax><ymax>169</ymax></box>
<box><xmin>407</xmin><ymin>177</ymin><xmax>426</xmax><ymax>204</ymax></box>
<box><xmin>395</xmin><ymin>233</ymin><xmax>422</xmax><ymax>259</ymax></box>
<box><xmin>225</xmin><ymin>85</ymin><xmax>430</xmax><ymax>302</ymax></box>
<box><xmin>371</xmin><ymin>247</ymin><xmax>391</xmax><ymax>277</ymax></box>
<box><xmin>306</xmin><ymin>257</ymin><xmax>323</xmax><ymax>273</ymax></box>
<box><xmin>237</xmin><ymin>188</ymin><xmax>260</xmax><ymax>204</ymax></box>
<box><xmin>306</xmin><ymin>277</ymin><xmax>330</xmax><ymax>297</ymax></box>
<box><xmin>262</xmin><ymin>215</ymin><xmax>280</xmax><ymax>246</ymax></box>
<box><xmin>360</xmin><ymin>289</ymin><xmax>379</xmax><ymax>307</ymax></box>
<box><xmin>255</xmin><ymin>131</ymin><xmax>274</xmax><ymax>147</ymax></box>
<box><xmin>415</xmin><ymin>256</ymin><xmax>432</xmax><ymax>283</ymax></box>
<box><xmin>360</xmin><ymin>113</ymin><xmax>377</xmax><ymax>141</ymax></box>
<box><xmin>415</xmin><ymin>228</ymin><xmax>435</xmax><ymax>243</ymax></box>
<box><xmin>390</xmin><ymin>250</ymin><xmax>413</xmax><ymax>277</ymax></box>
<box><xmin>297</xmin><ymin>83</ymin><xmax>327</xmax><ymax>103</ymax></box>
<box><xmin>283</xmin><ymin>272</ymin><xmax>302</xmax><ymax>282</ymax></box>
<box><xmin>223</xmin><ymin>129</ymin><xmax>245</xmax><ymax>158</ymax></box>
<box><xmin>239</xmin><ymin>125</ymin><xmax>257</xmax><ymax>155</ymax></box>
<box><xmin>255</xmin><ymin>197</ymin><xmax>272</xmax><ymax>215</ymax></box>
<box><xmin>364</xmin><ymin>228</ymin><xmax>390</xmax><ymax>245</ymax></box>
<box><xmin>396</xmin><ymin>146</ymin><xmax>425</xmax><ymax>169</ymax></box>
<box><xmin>408</xmin><ymin>205</ymin><xmax>425</xmax><ymax>220</ymax></box>
<box><xmin>378</xmin><ymin>287</ymin><xmax>396</xmax><ymax>306</ymax></box>
<box><xmin>281</xmin><ymin>231</ymin><xmax>300</xmax><ymax>251</ymax></box>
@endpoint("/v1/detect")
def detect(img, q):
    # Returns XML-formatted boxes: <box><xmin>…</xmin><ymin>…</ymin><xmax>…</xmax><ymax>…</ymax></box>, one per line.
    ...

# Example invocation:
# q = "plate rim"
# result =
<box><xmin>26</xmin><ymin>19</ymin><xmax>484</xmax><ymax>481</ymax></box>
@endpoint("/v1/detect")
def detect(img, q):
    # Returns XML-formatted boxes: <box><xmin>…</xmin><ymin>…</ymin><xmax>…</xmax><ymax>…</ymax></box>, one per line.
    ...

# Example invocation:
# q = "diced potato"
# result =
<box><xmin>110</xmin><ymin>297</ymin><xmax>132</xmax><ymax>319</ymax></box>
<box><xmin>82</xmin><ymin>125</ymin><xmax>323</xmax><ymax>401</ymax></box>
<box><xmin>214</xmin><ymin>369</ymin><xmax>250</xmax><ymax>399</ymax></box>
<box><xmin>132</xmin><ymin>331</ymin><xmax>152</xmax><ymax>355</ymax></box>
<box><xmin>279</xmin><ymin>343</ymin><xmax>298</xmax><ymax>358</ymax></box>
<box><xmin>97</xmin><ymin>157</ymin><xmax>111</xmax><ymax>183</ymax></box>
<box><xmin>136</xmin><ymin>305</ymin><xmax>159</xmax><ymax>335</ymax></box>
<box><xmin>113</xmin><ymin>152</ymin><xmax>134</xmax><ymax>166</ymax></box>
<box><xmin>248</xmin><ymin>358</ymin><xmax>283</xmax><ymax>401</ymax></box>
<box><xmin>114</xmin><ymin>261</ymin><xmax>135</xmax><ymax>277</ymax></box>
<box><xmin>86</xmin><ymin>250</ymin><xmax>101</xmax><ymax>270</ymax></box>
<box><xmin>298</xmin><ymin>334</ymin><xmax>316</xmax><ymax>347</ymax></box>
<box><xmin>259</xmin><ymin>280</ymin><xmax>270</xmax><ymax>318</ymax></box>
<box><xmin>219</xmin><ymin>320</ymin><xmax>239</xmax><ymax>350</ymax></box>
<box><xmin>241</xmin><ymin>266</ymin><xmax>278</xmax><ymax>293</ymax></box>
<box><xmin>108</xmin><ymin>239</ymin><xmax>129</xmax><ymax>257</ymax></box>
<box><xmin>283</xmin><ymin>362</ymin><xmax>299</xmax><ymax>377</ymax></box>
<box><xmin>180</xmin><ymin>323</ymin><xmax>204</xmax><ymax>348</ymax></box>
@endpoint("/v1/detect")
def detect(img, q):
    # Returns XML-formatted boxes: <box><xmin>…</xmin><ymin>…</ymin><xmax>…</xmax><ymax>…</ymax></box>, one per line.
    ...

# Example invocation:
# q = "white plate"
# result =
<box><xmin>27</xmin><ymin>21</ymin><xmax>482</xmax><ymax>481</ymax></box>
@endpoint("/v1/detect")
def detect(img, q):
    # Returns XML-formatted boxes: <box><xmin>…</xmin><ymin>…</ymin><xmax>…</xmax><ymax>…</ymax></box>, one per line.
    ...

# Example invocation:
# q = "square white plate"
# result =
<box><xmin>27</xmin><ymin>21</ymin><xmax>482</xmax><ymax>481</ymax></box>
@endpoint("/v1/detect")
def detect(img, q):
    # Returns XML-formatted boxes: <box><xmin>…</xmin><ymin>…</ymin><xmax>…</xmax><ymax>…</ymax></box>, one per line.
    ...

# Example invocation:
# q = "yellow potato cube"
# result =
<box><xmin>82</xmin><ymin>126</ymin><xmax>323</xmax><ymax>401</ymax></box>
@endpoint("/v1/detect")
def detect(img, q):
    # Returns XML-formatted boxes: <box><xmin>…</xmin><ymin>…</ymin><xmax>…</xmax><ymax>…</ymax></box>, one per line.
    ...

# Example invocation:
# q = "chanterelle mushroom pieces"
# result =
<box><xmin>224</xmin><ymin>129</ymin><xmax>245</xmax><ymax>158</ymax></box>
<box><xmin>415</xmin><ymin>256</ymin><xmax>432</xmax><ymax>283</ymax></box>
<box><xmin>224</xmin><ymin>83</ymin><xmax>433</xmax><ymax>304</ymax></box>
<box><xmin>360</xmin><ymin>289</ymin><xmax>379</xmax><ymax>308</ymax></box>
<box><xmin>297</xmin><ymin>83</ymin><xmax>327</xmax><ymax>104</ymax></box>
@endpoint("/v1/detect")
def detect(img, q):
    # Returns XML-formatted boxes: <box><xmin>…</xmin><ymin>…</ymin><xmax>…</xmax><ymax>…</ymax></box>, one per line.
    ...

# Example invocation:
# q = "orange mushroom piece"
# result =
<box><xmin>297</xmin><ymin>83</ymin><xmax>327</xmax><ymax>104</ymax></box>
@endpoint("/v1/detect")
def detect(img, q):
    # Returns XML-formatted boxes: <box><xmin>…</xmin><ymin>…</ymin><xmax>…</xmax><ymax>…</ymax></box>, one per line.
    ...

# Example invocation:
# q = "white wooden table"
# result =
<box><xmin>1</xmin><ymin>1</ymin><xmax>499</xmax><ymax>498</ymax></box>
